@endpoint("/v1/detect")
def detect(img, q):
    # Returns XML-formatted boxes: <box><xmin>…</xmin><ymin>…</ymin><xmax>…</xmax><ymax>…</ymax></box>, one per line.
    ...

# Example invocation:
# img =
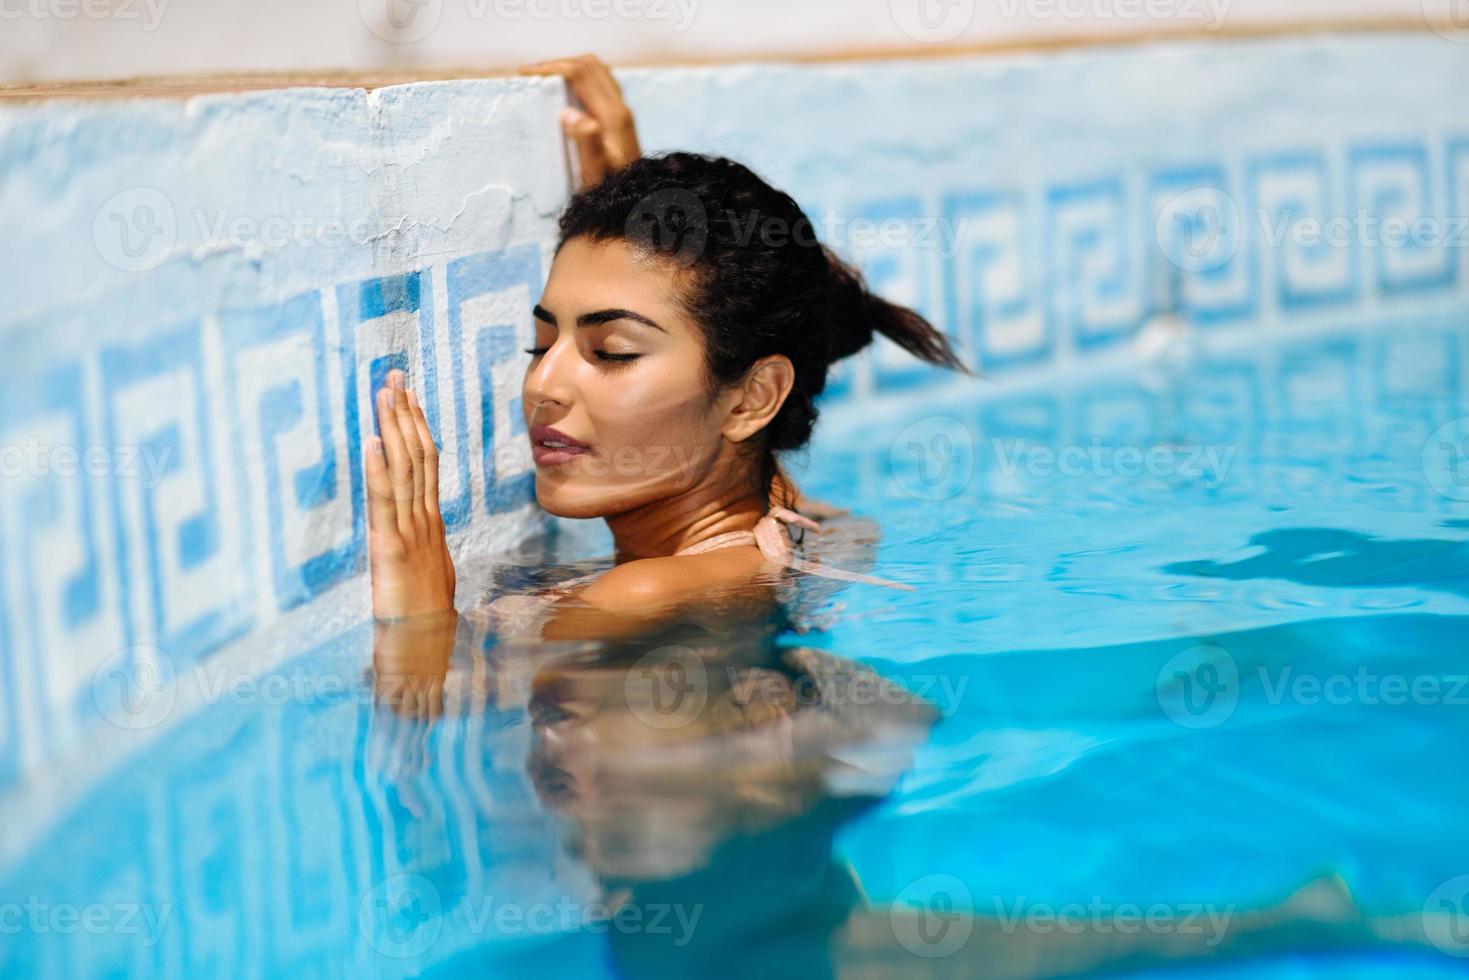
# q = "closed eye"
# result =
<box><xmin>522</xmin><ymin>347</ymin><xmax>641</xmax><ymax>364</ymax></box>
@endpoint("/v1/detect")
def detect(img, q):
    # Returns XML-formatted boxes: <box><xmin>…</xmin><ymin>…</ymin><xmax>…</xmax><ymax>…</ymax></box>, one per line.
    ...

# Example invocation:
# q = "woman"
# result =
<box><xmin>364</xmin><ymin>54</ymin><xmax>971</xmax><ymax>635</ymax></box>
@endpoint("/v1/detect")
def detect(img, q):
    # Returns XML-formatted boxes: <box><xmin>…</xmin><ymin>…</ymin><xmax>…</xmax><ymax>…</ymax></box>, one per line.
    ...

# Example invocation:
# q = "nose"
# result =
<box><xmin>522</xmin><ymin>336</ymin><xmax>576</xmax><ymax>413</ymax></box>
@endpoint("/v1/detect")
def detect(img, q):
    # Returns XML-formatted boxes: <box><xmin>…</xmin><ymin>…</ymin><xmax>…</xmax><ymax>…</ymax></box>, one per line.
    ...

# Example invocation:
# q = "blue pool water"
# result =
<box><xmin>3</xmin><ymin>315</ymin><xmax>1468</xmax><ymax>978</ymax></box>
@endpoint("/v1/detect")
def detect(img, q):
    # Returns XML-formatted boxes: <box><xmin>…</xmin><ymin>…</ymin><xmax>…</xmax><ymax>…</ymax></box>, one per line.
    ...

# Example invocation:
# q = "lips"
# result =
<box><xmin>530</xmin><ymin>424</ymin><xmax>592</xmax><ymax>467</ymax></box>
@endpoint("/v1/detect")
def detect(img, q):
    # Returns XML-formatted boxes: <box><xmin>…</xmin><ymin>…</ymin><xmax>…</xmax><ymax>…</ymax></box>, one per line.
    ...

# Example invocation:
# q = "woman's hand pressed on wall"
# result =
<box><xmin>366</xmin><ymin>369</ymin><xmax>457</xmax><ymax>620</ymax></box>
<box><xmin>520</xmin><ymin>53</ymin><xmax>641</xmax><ymax>188</ymax></box>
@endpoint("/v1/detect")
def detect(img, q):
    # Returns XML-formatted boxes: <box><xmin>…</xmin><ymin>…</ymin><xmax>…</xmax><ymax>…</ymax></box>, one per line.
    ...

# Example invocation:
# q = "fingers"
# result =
<box><xmin>365</xmin><ymin>435</ymin><xmax>397</xmax><ymax>539</ymax></box>
<box><xmin>373</xmin><ymin>369</ymin><xmax>449</xmax><ymax>539</ymax></box>
<box><xmin>520</xmin><ymin>54</ymin><xmax>623</xmax><ymax>119</ymax></box>
<box><xmin>560</xmin><ymin>106</ymin><xmax>611</xmax><ymax>187</ymax></box>
<box><xmin>377</xmin><ymin>380</ymin><xmax>414</xmax><ymax>512</ymax></box>
<box><xmin>406</xmin><ymin>388</ymin><xmax>441</xmax><ymax>522</ymax></box>
<box><xmin>390</xmin><ymin>377</ymin><xmax>426</xmax><ymax>512</ymax></box>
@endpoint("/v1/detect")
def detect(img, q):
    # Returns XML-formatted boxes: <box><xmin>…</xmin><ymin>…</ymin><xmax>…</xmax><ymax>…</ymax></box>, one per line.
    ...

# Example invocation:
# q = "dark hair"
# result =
<box><xmin>556</xmin><ymin>151</ymin><xmax>972</xmax><ymax>504</ymax></box>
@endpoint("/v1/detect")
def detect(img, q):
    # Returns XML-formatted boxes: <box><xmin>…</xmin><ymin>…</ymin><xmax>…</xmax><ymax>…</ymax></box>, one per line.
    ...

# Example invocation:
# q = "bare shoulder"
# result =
<box><xmin>577</xmin><ymin>548</ymin><xmax>767</xmax><ymax>611</ymax></box>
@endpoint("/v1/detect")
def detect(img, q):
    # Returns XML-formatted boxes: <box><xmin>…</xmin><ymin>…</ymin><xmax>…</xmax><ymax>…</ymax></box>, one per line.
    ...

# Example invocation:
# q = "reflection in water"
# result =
<box><xmin>524</xmin><ymin>634</ymin><xmax>935</xmax><ymax>977</ymax></box>
<box><xmin>369</xmin><ymin>583</ymin><xmax>1452</xmax><ymax>979</ymax></box>
<box><xmin>371</xmin><ymin>579</ymin><xmax>938</xmax><ymax>976</ymax></box>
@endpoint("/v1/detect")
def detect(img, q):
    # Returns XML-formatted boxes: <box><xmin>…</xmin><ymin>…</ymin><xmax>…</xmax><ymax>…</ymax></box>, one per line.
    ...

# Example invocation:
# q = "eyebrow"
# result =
<box><xmin>533</xmin><ymin>304</ymin><xmax>667</xmax><ymax>334</ymax></box>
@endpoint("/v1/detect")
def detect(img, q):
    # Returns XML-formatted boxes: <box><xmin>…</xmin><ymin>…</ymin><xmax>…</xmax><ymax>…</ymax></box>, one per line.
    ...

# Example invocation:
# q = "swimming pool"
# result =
<box><xmin>6</xmin><ymin>19</ymin><xmax>1469</xmax><ymax>977</ymax></box>
<box><xmin>3</xmin><ymin>307</ymin><xmax>1466</xmax><ymax>977</ymax></box>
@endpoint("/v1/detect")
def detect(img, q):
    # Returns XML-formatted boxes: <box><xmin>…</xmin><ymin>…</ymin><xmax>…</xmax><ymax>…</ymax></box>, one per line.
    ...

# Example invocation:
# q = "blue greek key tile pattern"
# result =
<box><xmin>0</xmin><ymin>245</ymin><xmax>550</xmax><ymax>795</ymax></box>
<box><xmin>812</xmin><ymin>135</ymin><xmax>1468</xmax><ymax>399</ymax></box>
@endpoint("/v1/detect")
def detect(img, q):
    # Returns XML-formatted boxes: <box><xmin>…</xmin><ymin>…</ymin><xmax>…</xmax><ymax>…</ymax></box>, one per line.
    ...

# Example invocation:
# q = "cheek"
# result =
<box><xmin>586</xmin><ymin>366</ymin><xmax>717</xmax><ymax>451</ymax></box>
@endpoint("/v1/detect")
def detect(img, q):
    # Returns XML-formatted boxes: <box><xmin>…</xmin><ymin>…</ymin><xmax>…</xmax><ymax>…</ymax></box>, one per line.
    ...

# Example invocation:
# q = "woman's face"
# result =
<box><xmin>521</xmin><ymin>236</ymin><xmax>726</xmax><ymax>518</ymax></box>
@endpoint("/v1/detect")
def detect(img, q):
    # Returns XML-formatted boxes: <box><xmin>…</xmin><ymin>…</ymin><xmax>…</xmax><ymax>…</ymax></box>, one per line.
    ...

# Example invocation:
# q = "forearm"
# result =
<box><xmin>372</xmin><ymin>610</ymin><xmax>458</xmax><ymax>720</ymax></box>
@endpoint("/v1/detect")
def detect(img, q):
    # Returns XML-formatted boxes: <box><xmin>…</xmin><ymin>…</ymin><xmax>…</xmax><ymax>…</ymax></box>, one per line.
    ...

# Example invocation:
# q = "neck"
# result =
<box><xmin>603</xmin><ymin>454</ymin><xmax>770</xmax><ymax>562</ymax></box>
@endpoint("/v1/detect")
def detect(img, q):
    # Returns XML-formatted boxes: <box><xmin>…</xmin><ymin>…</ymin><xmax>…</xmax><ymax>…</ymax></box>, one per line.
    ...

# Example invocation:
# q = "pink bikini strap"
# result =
<box><xmin>753</xmin><ymin>507</ymin><xmax>916</xmax><ymax>592</ymax></box>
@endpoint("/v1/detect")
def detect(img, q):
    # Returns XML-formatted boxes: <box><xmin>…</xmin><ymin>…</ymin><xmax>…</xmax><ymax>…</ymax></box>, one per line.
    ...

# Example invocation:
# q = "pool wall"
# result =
<box><xmin>3</xmin><ymin>31</ymin><xmax>1468</xmax><ymax>804</ymax></box>
<box><xmin>0</xmin><ymin>80</ymin><xmax>571</xmax><ymax>794</ymax></box>
<box><xmin>622</xmin><ymin>32</ymin><xmax>1469</xmax><ymax>400</ymax></box>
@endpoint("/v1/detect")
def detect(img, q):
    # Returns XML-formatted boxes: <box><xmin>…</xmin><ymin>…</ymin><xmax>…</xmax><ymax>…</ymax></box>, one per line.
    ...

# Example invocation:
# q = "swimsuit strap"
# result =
<box><xmin>675</xmin><ymin>506</ymin><xmax>915</xmax><ymax>592</ymax></box>
<box><xmin>673</xmin><ymin>528</ymin><xmax>760</xmax><ymax>556</ymax></box>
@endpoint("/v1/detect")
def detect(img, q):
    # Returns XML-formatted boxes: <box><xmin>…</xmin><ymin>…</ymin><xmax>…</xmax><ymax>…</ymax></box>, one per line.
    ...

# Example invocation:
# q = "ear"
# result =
<box><xmin>721</xmin><ymin>354</ymin><xmax>795</xmax><ymax>444</ymax></box>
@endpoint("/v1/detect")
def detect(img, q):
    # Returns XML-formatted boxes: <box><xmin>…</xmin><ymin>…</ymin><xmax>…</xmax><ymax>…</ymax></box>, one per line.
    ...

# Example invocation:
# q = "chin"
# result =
<box><xmin>534</xmin><ymin>477</ymin><xmax>610</xmax><ymax>520</ymax></box>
